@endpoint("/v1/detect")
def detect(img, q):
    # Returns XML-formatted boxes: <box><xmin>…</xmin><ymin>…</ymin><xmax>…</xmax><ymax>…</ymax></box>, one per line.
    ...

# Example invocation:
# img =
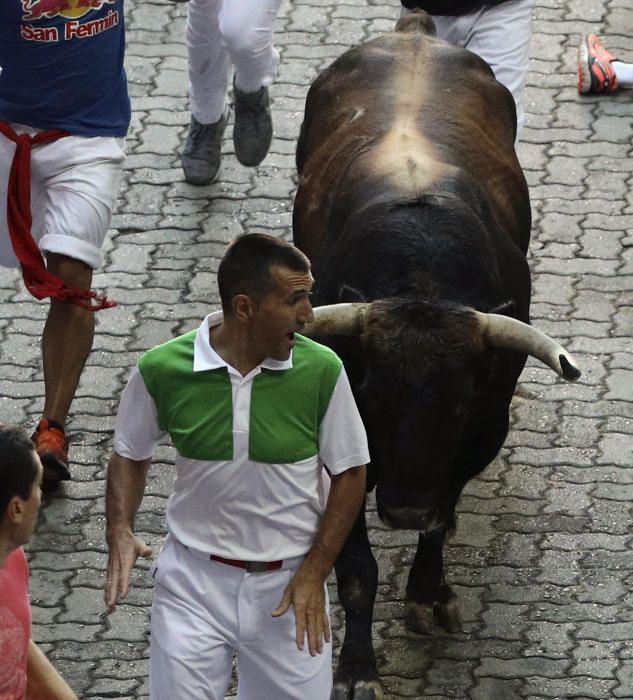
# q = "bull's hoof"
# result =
<box><xmin>404</xmin><ymin>599</ymin><xmax>462</xmax><ymax>634</ymax></box>
<box><xmin>434</xmin><ymin>598</ymin><xmax>461</xmax><ymax>633</ymax></box>
<box><xmin>404</xmin><ymin>600</ymin><xmax>434</xmax><ymax>634</ymax></box>
<box><xmin>331</xmin><ymin>680</ymin><xmax>385</xmax><ymax>700</ymax></box>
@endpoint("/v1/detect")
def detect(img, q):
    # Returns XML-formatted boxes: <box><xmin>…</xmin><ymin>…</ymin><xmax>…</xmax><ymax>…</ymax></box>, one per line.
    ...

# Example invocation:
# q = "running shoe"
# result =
<box><xmin>31</xmin><ymin>418</ymin><xmax>70</xmax><ymax>485</ymax></box>
<box><xmin>577</xmin><ymin>33</ymin><xmax>619</xmax><ymax>94</ymax></box>
<box><xmin>182</xmin><ymin>112</ymin><xmax>228</xmax><ymax>185</ymax></box>
<box><xmin>233</xmin><ymin>83</ymin><xmax>273</xmax><ymax>167</ymax></box>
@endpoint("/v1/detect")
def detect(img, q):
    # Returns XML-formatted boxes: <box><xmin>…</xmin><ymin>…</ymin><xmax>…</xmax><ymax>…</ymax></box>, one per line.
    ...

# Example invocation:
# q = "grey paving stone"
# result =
<box><xmin>8</xmin><ymin>0</ymin><xmax>631</xmax><ymax>698</ymax></box>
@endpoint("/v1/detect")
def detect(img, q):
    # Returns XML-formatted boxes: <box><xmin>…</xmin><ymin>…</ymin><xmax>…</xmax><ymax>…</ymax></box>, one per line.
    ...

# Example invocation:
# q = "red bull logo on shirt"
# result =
<box><xmin>20</xmin><ymin>0</ymin><xmax>119</xmax><ymax>42</ymax></box>
<box><xmin>22</xmin><ymin>0</ymin><xmax>115</xmax><ymax>20</ymax></box>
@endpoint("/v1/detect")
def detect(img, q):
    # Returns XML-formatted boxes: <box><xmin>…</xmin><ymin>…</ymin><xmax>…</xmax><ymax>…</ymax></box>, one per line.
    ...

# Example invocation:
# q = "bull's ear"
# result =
<box><xmin>489</xmin><ymin>300</ymin><xmax>515</xmax><ymax>316</ymax></box>
<box><xmin>338</xmin><ymin>284</ymin><xmax>366</xmax><ymax>303</ymax></box>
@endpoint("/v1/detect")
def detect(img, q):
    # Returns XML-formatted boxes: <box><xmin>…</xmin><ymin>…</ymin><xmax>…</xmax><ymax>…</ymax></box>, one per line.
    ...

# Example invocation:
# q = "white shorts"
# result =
<box><xmin>0</xmin><ymin>123</ymin><xmax>126</xmax><ymax>270</ymax></box>
<box><xmin>149</xmin><ymin>535</ymin><xmax>333</xmax><ymax>700</ymax></box>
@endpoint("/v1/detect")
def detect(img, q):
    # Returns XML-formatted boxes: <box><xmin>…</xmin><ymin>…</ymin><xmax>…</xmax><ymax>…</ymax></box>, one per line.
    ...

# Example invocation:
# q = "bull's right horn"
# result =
<box><xmin>303</xmin><ymin>303</ymin><xmax>370</xmax><ymax>337</ymax></box>
<box><xmin>474</xmin><ymin>311</ymin><xmax>581</xmax><ymax>382</ymax></box>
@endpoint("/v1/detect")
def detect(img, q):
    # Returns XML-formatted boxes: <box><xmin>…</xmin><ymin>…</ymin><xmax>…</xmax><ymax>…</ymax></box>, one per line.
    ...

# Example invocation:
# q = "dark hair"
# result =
<box><xmin>0</xmin><ymin>426</ymin><xmax>38</xmax><ymax>518</ymax></box>
<box><xmin>218</xmin><ymin>234</ymin><xmax>310</xmax><ymax>315</ymax></box>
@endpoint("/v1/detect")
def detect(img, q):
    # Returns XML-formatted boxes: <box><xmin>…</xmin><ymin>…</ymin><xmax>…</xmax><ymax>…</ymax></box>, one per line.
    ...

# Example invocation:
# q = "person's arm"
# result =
<box><xmin>104</xmin><ymin>365</ymin><xmax>161</xmax><ymax>613</ymax></box>
<box><xmin>26</xmin><ymin>639</ymin><xmax>77</xmax><ymax>700</ymax></box>
<box><xmin>103</xmin><ymin>453</ymin><xmax>153</xmax><ymax>613</ymax></box>
<box><xmin>272</xmin><ymin>464</ymin><xmax>366</xmax><ymax>655</ymax></box>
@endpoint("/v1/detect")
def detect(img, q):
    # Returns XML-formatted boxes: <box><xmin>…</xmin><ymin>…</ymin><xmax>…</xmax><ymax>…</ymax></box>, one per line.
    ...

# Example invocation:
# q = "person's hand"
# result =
<box><xmin>272</xmin><ymin>566</ymin><xmax>330</xmax><ymax>655</ymax></box>
<box><xmin>104</xmin><ymin>528</ymin><xmax>153</xmax><ymax>614</ymax></box>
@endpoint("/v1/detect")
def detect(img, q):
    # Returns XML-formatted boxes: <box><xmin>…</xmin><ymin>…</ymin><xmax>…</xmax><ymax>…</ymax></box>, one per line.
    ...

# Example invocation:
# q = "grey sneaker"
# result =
<box><xmin>181</xmin><ymin>112</ymin><xmax>227</xmax><ymax>185</ymax></box>
<box><xmin>233</xmin><ymin>83</ymin><xmax>273</xmax><ymax>167</ymax></box>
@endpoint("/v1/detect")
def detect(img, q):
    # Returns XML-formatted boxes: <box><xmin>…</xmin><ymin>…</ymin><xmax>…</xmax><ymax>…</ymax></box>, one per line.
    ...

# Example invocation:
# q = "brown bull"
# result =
<box><xmin>293</xmin><ymin>11</ymin><xmax>579</xmax><ymax>700</ymax></box>
<box><xmin>295</xmin><ymin>11</ymin><xmax>530</xmax><ymax>267</ymax></box>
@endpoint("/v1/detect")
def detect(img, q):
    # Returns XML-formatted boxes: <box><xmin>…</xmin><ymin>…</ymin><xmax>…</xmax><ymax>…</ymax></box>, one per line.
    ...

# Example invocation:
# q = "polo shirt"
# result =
<box><xmin>114</xmin><ymin>312</ymin><xmax>370</xmax><ymax>562</ymax></box>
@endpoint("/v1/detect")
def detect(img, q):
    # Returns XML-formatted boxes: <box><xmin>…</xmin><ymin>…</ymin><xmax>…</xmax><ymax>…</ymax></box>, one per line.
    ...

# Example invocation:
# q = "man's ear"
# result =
<box><xmin>233</xmin><ymin>294</ymin><xmax>256</xmax><ymax>321</ymax></box>
<box><xmin>5</xmin><ymin>496</ymin><xmax>24</xmax><ymax>525</ymax></box>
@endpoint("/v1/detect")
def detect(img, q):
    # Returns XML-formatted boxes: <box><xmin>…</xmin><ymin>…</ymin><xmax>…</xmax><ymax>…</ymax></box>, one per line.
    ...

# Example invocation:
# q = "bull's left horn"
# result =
<box><xmin>474</xmin><ymin>311</ymin><xmax>581</xmax><ymax>382</ymax></box>
<box><xmin>303</xmin><ymin>303</ymin><xmax>370</xmax><ymax>337</ymax></box>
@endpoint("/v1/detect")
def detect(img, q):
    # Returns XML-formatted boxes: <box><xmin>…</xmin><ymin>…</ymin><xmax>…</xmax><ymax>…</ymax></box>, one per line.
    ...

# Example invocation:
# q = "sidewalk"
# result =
<box><xmin>6</xmin><ymin>0</ymin><xmax>632</xmax><ymax>698</ymax></box>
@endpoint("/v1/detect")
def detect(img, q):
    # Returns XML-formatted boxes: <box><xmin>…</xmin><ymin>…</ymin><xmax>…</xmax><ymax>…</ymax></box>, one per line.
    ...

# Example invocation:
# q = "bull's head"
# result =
<box><xmin>304</xmin><ymin>301</ymin><xmax>581</xmax><ymax>382</ymax></box>
<box><xmin>304</xmin><ymin>300</ymin><xmax>580</xmax><ymax>533</ymax></box>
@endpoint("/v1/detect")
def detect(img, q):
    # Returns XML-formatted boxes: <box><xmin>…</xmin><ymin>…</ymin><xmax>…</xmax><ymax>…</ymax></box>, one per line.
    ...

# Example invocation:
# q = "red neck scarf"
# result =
<box><xmin>0</xmin><ymin>122</ymin><xmax>116</xmax><ymax>310</ymax></box>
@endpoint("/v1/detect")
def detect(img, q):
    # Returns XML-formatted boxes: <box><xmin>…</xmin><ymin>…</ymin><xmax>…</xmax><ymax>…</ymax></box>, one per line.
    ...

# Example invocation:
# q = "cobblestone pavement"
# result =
<box><xmin>1</xmin><ymin>0</ymin><xmax>631</xmax><ymax>698</ymax></box>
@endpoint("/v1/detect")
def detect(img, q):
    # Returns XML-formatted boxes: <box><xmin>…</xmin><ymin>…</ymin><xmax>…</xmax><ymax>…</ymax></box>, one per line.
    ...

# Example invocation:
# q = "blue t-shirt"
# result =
<box><xmin>0</xmin><ymin>0</ymin><xmax>130</xmax><ymax>136</ymax></box>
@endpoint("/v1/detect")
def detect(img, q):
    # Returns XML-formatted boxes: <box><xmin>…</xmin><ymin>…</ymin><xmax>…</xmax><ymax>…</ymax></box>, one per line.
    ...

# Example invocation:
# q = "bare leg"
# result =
<box><xmin>34</xmin><ymin>252</ymin><xmax>95</xmax><ymax>483</ymax></box>
<box><xmin>41</xmin><ymin>253</ymin><xmax>95</xmax><ymax>425</ymax></box>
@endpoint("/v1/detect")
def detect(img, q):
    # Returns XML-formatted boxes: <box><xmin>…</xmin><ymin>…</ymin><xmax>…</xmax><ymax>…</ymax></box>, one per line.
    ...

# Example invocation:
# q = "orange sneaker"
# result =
<box><xmin>31</xmin><ymin>418</ymin><xmax>71</xmax><ymax>484</ymax></box>
<box><xmin>577</xmin><ymin>33</ymin><xmax>619</xmax><ymax>94</ymax></box>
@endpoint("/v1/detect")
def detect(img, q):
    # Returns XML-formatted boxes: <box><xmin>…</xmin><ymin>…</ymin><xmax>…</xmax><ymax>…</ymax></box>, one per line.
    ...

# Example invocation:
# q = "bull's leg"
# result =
<box><xmin>404</xmin><ymin>529</ymin><xmax>461</xmax><ymax>634</ymax></box>
<box><xmin>332</xmin><ymin>505</ymin><xmax>384</xmax><ymax>700</ymax></box>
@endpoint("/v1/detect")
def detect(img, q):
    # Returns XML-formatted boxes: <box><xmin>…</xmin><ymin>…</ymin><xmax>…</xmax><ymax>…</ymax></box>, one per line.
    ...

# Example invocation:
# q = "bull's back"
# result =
<box><xmin>294</xmin><ymin>29</ymin><xmax>529</xmax><ymax>261</ymax></box>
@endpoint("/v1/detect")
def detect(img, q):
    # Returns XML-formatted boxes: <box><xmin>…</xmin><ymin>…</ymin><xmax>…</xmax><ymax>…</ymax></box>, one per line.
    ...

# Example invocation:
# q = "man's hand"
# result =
<box><xmin>104</xmin><ymin>453</ymin><xmax>152</xmax><ymax>613</ymax></box>
<box><xmin>104</xmin><ymin>528</ymin><xmax>152</xmax><ymax>614</ymax></box>
<box><xmin>272</xmin><ymin>564</ymin><xmax>330</xmax><ymax>656</ymax></box>
<box><xmin>271</xmin><ymin>466</ymin><xmax>366</xmax><ymax>654</ymax></box>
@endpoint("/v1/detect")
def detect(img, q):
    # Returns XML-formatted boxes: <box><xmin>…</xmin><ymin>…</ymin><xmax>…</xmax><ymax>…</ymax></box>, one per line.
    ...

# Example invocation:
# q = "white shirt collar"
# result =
<box><xmin>193</xmin><ymin>311</ymin><xmax>293</xmax><ymax>373</ymax></box>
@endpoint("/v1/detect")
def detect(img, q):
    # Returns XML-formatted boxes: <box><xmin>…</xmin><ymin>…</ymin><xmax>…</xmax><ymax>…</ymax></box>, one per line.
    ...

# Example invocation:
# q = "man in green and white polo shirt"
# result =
<box><xmin>104</xmin><ymin>233</ymin><xmax>368</xmax><ymax>699</ymax></box>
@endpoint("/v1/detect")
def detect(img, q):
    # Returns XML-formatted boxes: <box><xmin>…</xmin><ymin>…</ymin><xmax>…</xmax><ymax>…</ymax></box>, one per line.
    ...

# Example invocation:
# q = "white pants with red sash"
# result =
<box><xmin>0</xmin><ymin>123</ymin><xmax>125</xmax><ymax>271</ymax></box>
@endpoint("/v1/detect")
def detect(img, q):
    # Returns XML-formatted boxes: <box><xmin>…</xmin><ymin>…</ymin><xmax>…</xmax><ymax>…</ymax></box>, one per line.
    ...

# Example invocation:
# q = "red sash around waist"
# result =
<box><xmin>0</xmin><ymin>121</ymin><xmax>115</xmax><ymax>310</ymax></box>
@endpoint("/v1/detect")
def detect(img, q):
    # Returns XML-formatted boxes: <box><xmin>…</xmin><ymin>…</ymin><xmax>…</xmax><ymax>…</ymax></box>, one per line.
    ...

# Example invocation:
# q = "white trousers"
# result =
<box><xmin>0</xmin><ymin>124</ymin><xmax>125</xmax><ymax>270</ymax></box>
<box><xmin>149</xmin><ymin>536</ymin><xmax>333</xmax><ymax>700</ymax></box>
<box><xmin>186</xmin><ymin>0</ymin><xmax>282</xmax><ymax>124</ymax></box>
<box><xmin>404</xmin><ymin>0</ymin><xmax>535</xmax><ymax>138</ymax></box>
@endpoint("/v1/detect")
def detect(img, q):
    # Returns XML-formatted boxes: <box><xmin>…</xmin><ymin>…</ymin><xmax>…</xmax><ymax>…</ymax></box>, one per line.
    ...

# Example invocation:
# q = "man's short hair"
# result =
<box><xmin>0</xmin><ymin>426</ymin><xmax>38</xmax><ymax>518</ymax></box>
<box><xmin>218</xmin><ymin>233</ymin><xmax>310</xmax><ymax>315</ymax></box>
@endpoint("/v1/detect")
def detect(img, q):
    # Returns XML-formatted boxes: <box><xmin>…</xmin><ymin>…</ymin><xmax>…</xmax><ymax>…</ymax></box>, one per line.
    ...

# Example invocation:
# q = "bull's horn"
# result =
<box><xmin>303</xmin><ymin>303</ymin><xmax>370</xmax><ymax>337</ymax></box>
<box><xmin>474</xmin><ymin>311</ymin><xmax>581</xmax><ymax>382</ymax></box>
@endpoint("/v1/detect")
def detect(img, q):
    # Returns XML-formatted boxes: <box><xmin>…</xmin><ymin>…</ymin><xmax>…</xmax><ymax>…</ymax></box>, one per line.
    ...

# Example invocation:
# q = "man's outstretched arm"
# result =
<box><xmin>104</xmin><ymin>452</ymin><xmax>153</xmax><ymax>613</ymax></box>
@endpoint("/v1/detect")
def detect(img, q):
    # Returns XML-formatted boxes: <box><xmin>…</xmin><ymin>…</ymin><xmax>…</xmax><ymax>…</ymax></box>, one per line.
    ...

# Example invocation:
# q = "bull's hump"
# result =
<box><xmin>370</xmin><ymin>36</ymin><xmax>449</xmax><ymax>192</ymax></box>
<box><xmin>372</xmin><ymin>123</ymin><xmax>447</xmax><ymax>191</ymax></box>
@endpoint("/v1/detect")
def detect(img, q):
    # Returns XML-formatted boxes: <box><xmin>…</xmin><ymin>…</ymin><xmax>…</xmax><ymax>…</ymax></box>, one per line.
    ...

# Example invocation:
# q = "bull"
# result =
<box><xmin>294</xmin><ymin>11</ymin><xmax>581</xmax><ymax>700</ymax></box>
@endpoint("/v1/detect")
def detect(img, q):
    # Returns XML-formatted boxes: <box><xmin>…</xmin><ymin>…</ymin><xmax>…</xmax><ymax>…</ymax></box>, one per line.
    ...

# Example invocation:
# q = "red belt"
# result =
<box><xmin>209</xmin><ymin>554</ymin><xmax>283</xmax><ymax>573</ymax></box>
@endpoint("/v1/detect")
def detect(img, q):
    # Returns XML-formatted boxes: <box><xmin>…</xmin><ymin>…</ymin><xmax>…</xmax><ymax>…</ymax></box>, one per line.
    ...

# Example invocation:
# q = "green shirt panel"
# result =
<box><xmin>249</xmin><ymin>335</ymin><xmax>343</xmax><ymax>463</ymax></box>
<box><xmin>138</xmin><ymin>331</ymin><xmax>234</xmax><ymax>460</ymax></box>
<box><xmin>137</xmin><ymin>330</ymin><xmax>342</xmax><ymax>463</ymax></box>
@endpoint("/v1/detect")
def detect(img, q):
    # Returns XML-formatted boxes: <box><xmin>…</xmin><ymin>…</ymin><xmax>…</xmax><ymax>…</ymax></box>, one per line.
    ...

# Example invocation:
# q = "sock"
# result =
<box><xmin>42</xmin><ymin>418</ymin><xmax>65</xmax><ymax>433</ymax></box>
<box><xmin>612</xmin><ymin>61</ymin><xmax>633</xmax><ymax>88</ymax></box>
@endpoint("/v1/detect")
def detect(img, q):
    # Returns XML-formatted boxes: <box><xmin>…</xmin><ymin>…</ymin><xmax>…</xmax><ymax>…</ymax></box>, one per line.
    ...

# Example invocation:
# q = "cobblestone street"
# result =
<box><xmin>1</xmin><ymin>0</ymin><xmax>632</xmax><ymax>697</ymax></box>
